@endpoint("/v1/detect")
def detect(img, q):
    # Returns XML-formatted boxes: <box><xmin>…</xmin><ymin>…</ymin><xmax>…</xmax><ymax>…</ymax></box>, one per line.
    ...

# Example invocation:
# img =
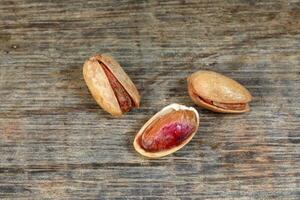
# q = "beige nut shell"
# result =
<box><xmin>133</xmin><ymin>103</ymin><xmax>200</xmax><ymax>158</ymax></box>
<box><xmin>188</xmin><ymin>70</ymin><xmax>252</xmax><ymax>113</ymax></box>
<box><xmin>83</xmin><ymin>54</ymin><xmax>140</xmax><ymax>116</ymax></box>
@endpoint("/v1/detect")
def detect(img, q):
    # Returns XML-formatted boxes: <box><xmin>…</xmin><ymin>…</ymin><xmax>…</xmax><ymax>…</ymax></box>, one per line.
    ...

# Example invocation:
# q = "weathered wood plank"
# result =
<box><xmin>0</xmin><ymin>0</ymin><xmax>299</xmax><ymax>199</ymax></box>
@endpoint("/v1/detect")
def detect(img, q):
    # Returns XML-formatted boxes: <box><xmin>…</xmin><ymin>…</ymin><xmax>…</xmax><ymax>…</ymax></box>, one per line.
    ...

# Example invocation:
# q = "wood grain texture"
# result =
<box><xmin>0</xmin><ymin>0</ymin><xmax>299</xmax><ymax>199</ymax></box>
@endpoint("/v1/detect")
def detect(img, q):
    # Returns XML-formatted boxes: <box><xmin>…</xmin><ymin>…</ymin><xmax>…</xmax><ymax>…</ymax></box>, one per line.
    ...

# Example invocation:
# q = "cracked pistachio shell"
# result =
<box><xmin>83</xmin><ymin>54</ymin><xmax>140</xmax><ymax>116</ymax></box>
<box><xmin>188</xmin><ymin>70</ymin><xmax>252</xmax><ymax>113</ymax></box>
<box><xmin>133</xmin><ymin>103</ymin><xmax>200</xmax><ymax>158</ymax></box>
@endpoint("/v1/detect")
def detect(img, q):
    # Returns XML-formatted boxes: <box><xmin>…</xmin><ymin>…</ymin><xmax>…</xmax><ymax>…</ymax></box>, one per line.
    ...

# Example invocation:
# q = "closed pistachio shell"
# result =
<box><xmin>133</xmin><ymin>103</ymin><xmax>200</xmax><ymax>158</ymax></box>
<box><xmin>83</xmin><ymin>54</ymin><xmax>140</xmax><ymax>116</ymax></box>
<box><xmin>188</xmin><ymin>70</ymin><xmax>252</xmax><ymax>113</ymax></box>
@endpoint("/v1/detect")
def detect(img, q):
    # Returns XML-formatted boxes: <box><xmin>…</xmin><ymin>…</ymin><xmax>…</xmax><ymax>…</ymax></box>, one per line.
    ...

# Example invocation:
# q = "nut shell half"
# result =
<box><xmin>188</xmin><ymin>70</ymin><xmax>252</xmax><ymax>113</ymax></box>
<box><xmin>133</xmin><ymin>103</ymin><xmax>200</xmax><ymax>158</ymax></box>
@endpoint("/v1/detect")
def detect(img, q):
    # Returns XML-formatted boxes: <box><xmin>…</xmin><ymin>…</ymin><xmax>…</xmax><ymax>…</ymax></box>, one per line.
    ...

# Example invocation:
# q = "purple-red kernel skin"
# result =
<box><xmin>140</xmin><ymin>110</ymin><xmax>197</xmax><ymax>152</ymax></box>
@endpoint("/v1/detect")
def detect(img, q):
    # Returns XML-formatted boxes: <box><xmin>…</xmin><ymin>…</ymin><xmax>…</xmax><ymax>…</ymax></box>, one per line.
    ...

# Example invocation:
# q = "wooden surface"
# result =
<box><xmin>0</xmin><ymin>0</ymin><xmax>299</xmax><ymax>199</ymax></box>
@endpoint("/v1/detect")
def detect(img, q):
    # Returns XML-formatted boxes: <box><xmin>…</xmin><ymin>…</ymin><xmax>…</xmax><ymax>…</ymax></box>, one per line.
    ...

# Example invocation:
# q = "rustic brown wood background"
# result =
<box><xmin>0</xmin><ymin>0</ymin><xmax>299</xmax><ymax>199</ymax></box>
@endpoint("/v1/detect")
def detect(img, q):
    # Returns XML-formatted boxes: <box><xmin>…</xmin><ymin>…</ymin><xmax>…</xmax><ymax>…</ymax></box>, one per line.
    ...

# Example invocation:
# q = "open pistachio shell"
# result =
<box><xmin>133</xmin><ymin>103</ymin><xmax>200</xmax><ymax>158</ymax></box>
<box><xmin>83</xmin><ymin>54</ymin><xmax>140</xmax><ymax>116</ymax></box>
<box><xmin>187</xmin><ymin>70</ymin><xmax>252</xmax><ymax>113</ymax></box>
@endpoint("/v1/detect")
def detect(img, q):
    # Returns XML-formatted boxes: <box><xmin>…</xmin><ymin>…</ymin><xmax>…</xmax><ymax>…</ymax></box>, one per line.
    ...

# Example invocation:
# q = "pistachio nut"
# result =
<box><xmin>187</xmin><ymin>70</ymin><xmax>252</xmax><ymax>113</ymax></box>
<box><xmin>133</xmin><ymin>103</ymin><xmax>199</xmax><ymax>158</ymax></box>
<box><xmin>83</xmin><ymin>54</ymin><xmax>140</xmax><ymax>116</ymax></box>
